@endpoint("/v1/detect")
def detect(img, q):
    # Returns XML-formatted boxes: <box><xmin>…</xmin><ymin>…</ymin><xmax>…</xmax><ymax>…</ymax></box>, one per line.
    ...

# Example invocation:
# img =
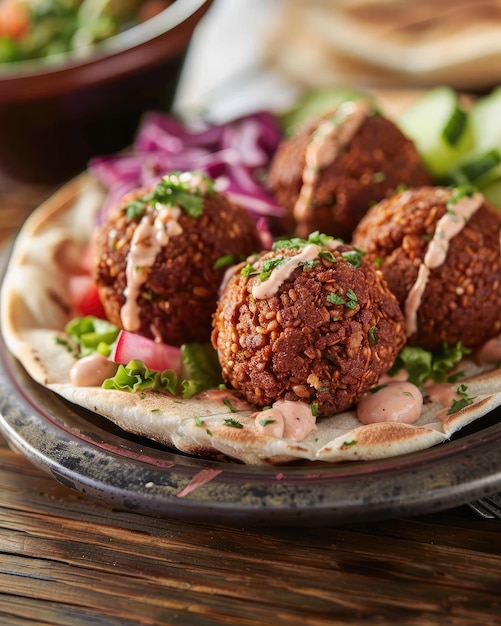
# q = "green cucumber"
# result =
<box><xmin>481</xmin><ymin>178</ymin><xmax>501</xmax><ymax>209</ymax></box>
<box><xmin>397</xmin><ymin>86</ymin><xmax>473</xmax><ymax>179</ymax></box>
<box><xmin>455</xmin><ymin>87</ymin><xmax>501</xmax><ymax>186</ymax></box>
<box><xmin>280</xmin><ymin>87</ymin><xmax>373</xmax><ymax>135</ymax></box>
<box><xmin>459</xmin><ymin>149</ymin><xmax>501</xmax><ymax>184</ymax></box>
<box><xmin>466</xmin><ymin>86</ymin><xmax>501</xmax><ymax>154</ymax></box>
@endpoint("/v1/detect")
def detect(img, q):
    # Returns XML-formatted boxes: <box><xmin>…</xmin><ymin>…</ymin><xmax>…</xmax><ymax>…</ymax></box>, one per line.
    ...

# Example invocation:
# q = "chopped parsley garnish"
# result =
<box><xmin>259</xmin><ymin>257</ymin><xmax>287</xmax><ymax>281</ymax></box>
<box><xmin>55</xmin><ymin>335</ymin><xmax>77</xmax><ymax>355</ymax></box>
<box><xmin>318</xmin><ymin>250</ymin><xmax>337</xmax><ymax>263</ymax></box>
<box><xmin>241</xmin><ymin>263</ymin><xmax>256</xmax><ymax>278</ymax></box>
<box><xmin>125</xmin><ymin>200</ymin><xmax>146</xmax><ymax>221</ymax></box>
<box><xmin>372</xmin><ymin>171</ymin><xmax>386</xmax><ymax>183</ymax></box>
<box><xmin>223</xmin><ymin>397</ymin><xmax>240</xmax><ymax>413</ymax></box>
<box><xmin>326</xmin><ymin>289</ymin><xmax>358</xmax><ymax>309</ymax></box>
<box><xmin>446</xmin><ymin>184</ymin><xmax>476</xmax><ymax>209</ymax></box>
<box><xmin>213</xmin><ymin>254</ymin><xmax>238</xmax><ymax>270</ymax></box>
<box><xmin>123</xmin><ymin>171</ymin><xmax>215</xmax><ymax>220</ymax></box>
<box><xmin>342</xmin><ymin>440</ymin><xmax>357</xmax><ymax>448</ymax></box>
<box><xmin>259</xmin><ymin>418</ymin><xmax>276</xmax><ymax>427</ymax></box>
<box><xmin>341</xmin><ymin>248</ymin><xmax>366</xmax><ymax>268</ymax></box>
<box><xmin>368</xmin><ymin>325</ymin><xmax>378</xmax><ymax>346</ymax></box>
<box><xmin>223</xmin><ymin>418</ymin><xmax>244</xmax><ymax>428</ymax></box>
<box><xmin>272</xmin><ymin>230</ymin><xmax>339</xmax><ymax>251</ymax></box>
<box><xmin>447</xmin><ymin>384</ymin><xmax>476</xmax><ymax>415</ymax></box>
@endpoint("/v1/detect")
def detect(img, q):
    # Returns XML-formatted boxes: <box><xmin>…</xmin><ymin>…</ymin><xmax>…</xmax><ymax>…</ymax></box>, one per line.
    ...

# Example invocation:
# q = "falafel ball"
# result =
<box><xmin>94</xmin><ymin>171</ymin><xmax>261</xmax><ymax>346</ymax></box>
<box><xmin>211</xmin><ymin>233</ymin><xmax>406</xmax><ymax>416</ymax></box>
<box><xmin>268</xmin><ymin>99</ymin><xmax>431</xmax><ymax>241</ymax></box>
<box><xmin>352</xmin><ymin>186</ymin><xmax>501</xmax><ymax>351</ymax></box>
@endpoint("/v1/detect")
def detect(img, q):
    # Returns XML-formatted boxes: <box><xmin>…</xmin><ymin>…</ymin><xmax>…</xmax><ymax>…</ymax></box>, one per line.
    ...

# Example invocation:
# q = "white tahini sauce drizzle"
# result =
<box><xmin>254</xmin><ymin>399</ymin><xmax>318</xmax><ymax>441</ymax></box>
<box><xmin>251</xmin><ymin>244</ymin><xmax>320</xmax><ymax>299</ymax></box>
<box><xmin>356</xmin><ymin>381</ymin><xmax>423</xmax><ymax>425</ymax></box>
<box><xmin>404</xmin><ymin>192</ymin><xmax>483</xmax><ymax>336</ymax></box>
<box><xmin>70</xmin><ymin>353</ymin><xmax>119</xmax><ymax>387</ymax></box>
<box><xmin>121</xmin><ymin>204</ymin><xmax>183</xmax><ymax>331</ymax></box>
<box><xmin>293</xmin><ymin>100</ymin><xmax>371</xmax><ymax>222</ymax></box>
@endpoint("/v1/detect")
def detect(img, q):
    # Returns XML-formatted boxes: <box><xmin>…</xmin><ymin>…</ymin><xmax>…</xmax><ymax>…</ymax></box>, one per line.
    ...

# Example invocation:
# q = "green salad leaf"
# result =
<box><xmin>65</xmin><ymin>316</ymin><xmax>120</xmax><ymax>358</ymax></box>
<box><xmin>102</xmin><ymin>344</ymin><xmax>223</xmax><ymax>400</ymax></box>
<box><xmin>102</xmin><ymin>359</ymin><xmax>179</xmax><ymax>394</ymax></box>
<box><xmin>180</xmin><ymin>343</ymin><xmax>223</xmax><ymax>397</ymax></box>
<box><xmin>389</xmin><ymin>342</ymin><xmax>471</xmax><ymax>388</ymax></box>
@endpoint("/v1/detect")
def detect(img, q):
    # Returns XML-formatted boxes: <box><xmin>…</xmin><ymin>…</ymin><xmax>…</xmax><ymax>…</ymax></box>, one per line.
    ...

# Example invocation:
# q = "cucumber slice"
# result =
<box><xmin>459</xmin><ymin>149</ymin><xmax>501</xmax><ymax>184</ymax></box>
<box><xmin>454</xmin><ymin>87</ymin><xmax>501</xmax><ymax>185</ymax></box>
<box><xmin>280</xmin><ymin>87</ymin><xmax>373</xmax><ymax>135</ymax></box>
<box><xmin>397</xmin><ymin>86</ymin><xmax>473</xmax><ymax>179</ymax></box>
<box><xmin>467</xmin><ymin>86</ymin><xmax>501</xmax><ymax>154</ymax></box>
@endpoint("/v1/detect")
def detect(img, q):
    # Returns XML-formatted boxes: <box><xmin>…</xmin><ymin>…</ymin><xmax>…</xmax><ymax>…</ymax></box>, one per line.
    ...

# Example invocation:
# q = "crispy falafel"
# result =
<box><xmin>268</xmin><ymin>100</ymin><xmax>431</xmax><ymax>240</ymax></box>
<box><xmin>93</xmin><ymin>172</ymin><xmax>261</xmax><ymax>346</ymax></box>
<box><xmin>352</xmin><ymin>186</ymin><xmax>501</xmax><ymax>350</ymax></box>
<box><xmin>211</xmin><ymin>233</ymin><xmax>406</xmax><ymax>416</ymax></box>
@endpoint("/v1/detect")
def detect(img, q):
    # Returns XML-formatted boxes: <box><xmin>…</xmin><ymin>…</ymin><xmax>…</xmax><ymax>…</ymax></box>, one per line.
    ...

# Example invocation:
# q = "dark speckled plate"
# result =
<box><xmin>1</xmin><ymin>245</ymin><xmax>501</xmax><ymax>526</ymax></box>
<box><xmin>1</xmin><ymin>320</ymin><xmax>500</xmax><ymax>526</ymax></box>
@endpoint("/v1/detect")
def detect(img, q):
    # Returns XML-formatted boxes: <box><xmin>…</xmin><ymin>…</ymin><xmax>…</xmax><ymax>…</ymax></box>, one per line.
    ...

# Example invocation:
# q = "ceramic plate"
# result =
<box><xmin>1</xmin><ymin>244</ymin><xmax>500</xmax><ymax>526</ymax></box>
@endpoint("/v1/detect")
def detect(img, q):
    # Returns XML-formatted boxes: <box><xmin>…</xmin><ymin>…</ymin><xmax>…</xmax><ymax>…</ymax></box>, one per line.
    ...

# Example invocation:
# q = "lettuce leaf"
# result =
<box><xmin>102</xmin><ymin>344</ymin><xmax>223</xmax><ymax>399</ymax></box>
<box><xmin>389</xmin><ymin>342</ymin><xmax>471</xmax><ymax>388</ymax></box>
<box><xmin>65</xmin><ymin>316</ymin><xmax>120</xmax><ymax>358</ymax></box>
<box><xmin>180</xmin><ymin>343</ymin><xmax>223</xmax><ymax>396</ymax></box>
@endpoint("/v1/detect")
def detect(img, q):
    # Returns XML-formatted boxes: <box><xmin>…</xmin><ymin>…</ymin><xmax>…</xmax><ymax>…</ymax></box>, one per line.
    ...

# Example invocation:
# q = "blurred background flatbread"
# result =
<box><xmin>264</xmin><ymin>0</ymin><xmax>501</xmax><ymax>91</ymax></box>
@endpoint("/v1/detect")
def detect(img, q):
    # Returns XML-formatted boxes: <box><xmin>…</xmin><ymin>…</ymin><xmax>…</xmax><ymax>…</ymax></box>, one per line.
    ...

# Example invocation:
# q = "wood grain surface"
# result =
<box><xmin>0</xmin><ymin>433</ymin><xmax>500</xmax><ymax>626</ymax></box>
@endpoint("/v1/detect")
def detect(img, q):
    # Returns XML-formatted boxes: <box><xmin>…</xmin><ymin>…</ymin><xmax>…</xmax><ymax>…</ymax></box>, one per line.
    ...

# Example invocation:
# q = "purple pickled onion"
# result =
<box><xmin>89</xmin><ymin>110</ymin><xmax>285</xmax><ymax>229</ymax></box>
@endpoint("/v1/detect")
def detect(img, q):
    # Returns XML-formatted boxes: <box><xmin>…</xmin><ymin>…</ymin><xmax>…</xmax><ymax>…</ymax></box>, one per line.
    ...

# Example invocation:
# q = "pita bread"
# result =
<box><xmin>264</xmin><ymin>0</ymin><xmax>501</xmax><ymax>90</ymax></box>
<box><xmin>2</xmin><ymin>171</ymin><xmax>501</xmax><ymax>465</ymax></box>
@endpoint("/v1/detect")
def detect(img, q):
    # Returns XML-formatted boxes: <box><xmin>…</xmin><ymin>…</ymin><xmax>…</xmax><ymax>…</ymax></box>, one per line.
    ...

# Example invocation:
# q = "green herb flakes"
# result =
<box><xmin>259</xmin><ymin>418</ymin><xmax>276</xmax><ymax>427</ymax></box>
<box><xmin>341</xmin><ymin>248</ymin><xmax>366</xmax><ymax>268</ymax></box>
<box><xmin>342</xmin><ymin>440</ymin><xmax>357</xmax><ymax>449</ymax></box>
<box><xmin>223</xmin><ymin>397</ymin><xmax>239</xmax><ymax>413</ymax></box>
<box><xmin>447</xmin><ymin>384</ymin><xmax>476</xmax><ymax>415</ymax></box>
<box><xmin>446</xmin><ymin>184</ymin><xmax>475</xmax><ymax>209</ymax></box>
<box><xmin>213</xmin><ymin>254</ymin><xmax>236</xmax><ymax>270</ymax></box>
<box><xmin>223</xmin><ymin>418</ymin><xmax>244</xmax><ymax>429</ymax></box>
<box><xmin>368</xmin><ymin>326</ymin><xmax>378</xmax><ymax>346</ymax></box>
<box><xmin>123</xmin><ymin>171</ymin><xmax>215</xmax><ymax>220</ymax></box>
<box><xmin>326</xmin><ymin>289</ymin><xmax>358</xmax><ymax>309</ymax></box>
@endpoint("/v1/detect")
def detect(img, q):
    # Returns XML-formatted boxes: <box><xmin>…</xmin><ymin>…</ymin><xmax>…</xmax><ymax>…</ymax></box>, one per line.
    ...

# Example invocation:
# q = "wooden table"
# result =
<box><xmin>1</xmin><ymin>178</ymin><xmax>500</xmax><ymax>626</ymax></box>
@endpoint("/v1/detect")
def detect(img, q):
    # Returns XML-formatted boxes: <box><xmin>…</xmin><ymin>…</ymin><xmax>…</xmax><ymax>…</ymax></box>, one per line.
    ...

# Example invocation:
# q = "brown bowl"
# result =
<box><xmin>0</xmin><ymin>0</ymin><xmax>213</xmax><ymax>185</ymax></box>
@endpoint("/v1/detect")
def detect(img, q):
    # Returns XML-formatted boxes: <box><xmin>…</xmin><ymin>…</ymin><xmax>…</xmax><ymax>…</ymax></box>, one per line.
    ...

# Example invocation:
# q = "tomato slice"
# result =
<box><xmin>111</xmin><ymin>330</ymin><xmax>181</xmax><ymax>374</ymax></box>
<box><xmin>69</xmin><ymin>275</ymin><xmax>107</xmax><ymax>319</ymax></box>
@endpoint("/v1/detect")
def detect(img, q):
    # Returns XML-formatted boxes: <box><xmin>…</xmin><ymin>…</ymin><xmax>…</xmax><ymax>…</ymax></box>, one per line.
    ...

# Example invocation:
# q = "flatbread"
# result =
<box><xmin>2</xmin><ymin>173</ymin><xmax>501</xmax><ymax>465</ymax></box>
<box><xmin>264</xmin><ymin>0</ymin><xmax>501</xmax><ymax>90</ymax></box>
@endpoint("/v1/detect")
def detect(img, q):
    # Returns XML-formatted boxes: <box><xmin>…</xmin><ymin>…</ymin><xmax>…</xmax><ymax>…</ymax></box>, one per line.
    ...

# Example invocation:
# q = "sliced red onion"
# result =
<box><xmin>89</xmin><ymin>110</ymin><xmax>284</xmax><ymax>227</ymax></box>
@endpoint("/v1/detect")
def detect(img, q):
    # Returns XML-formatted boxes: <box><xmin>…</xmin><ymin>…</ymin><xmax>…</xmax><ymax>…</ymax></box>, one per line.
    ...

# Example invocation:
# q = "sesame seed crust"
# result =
<box><xmin>211</xmin><ymin>244</ymin><xmax>406</xmax><ymax>417</ymax></box>
<box><xmin>93</xmin><ymin>187</ymin><xmax>261</xmax><ymax>347</ymax></box>
<box><xmin>352</xmin><ymin>186</ymin><xmax>501</xmax><ymax>350</ymax></box>
<box><xmin>268</xmin><ymin>111</ymin><xmax>431</xmax><ymax>240</ymax></box>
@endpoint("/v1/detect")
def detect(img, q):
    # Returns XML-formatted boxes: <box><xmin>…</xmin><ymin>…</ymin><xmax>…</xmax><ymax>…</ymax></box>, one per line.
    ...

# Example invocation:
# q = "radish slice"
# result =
<box><xmin>110</xmin><ymin>330</ymin><xmax>181</xmax><ymax>374</ymax></box>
